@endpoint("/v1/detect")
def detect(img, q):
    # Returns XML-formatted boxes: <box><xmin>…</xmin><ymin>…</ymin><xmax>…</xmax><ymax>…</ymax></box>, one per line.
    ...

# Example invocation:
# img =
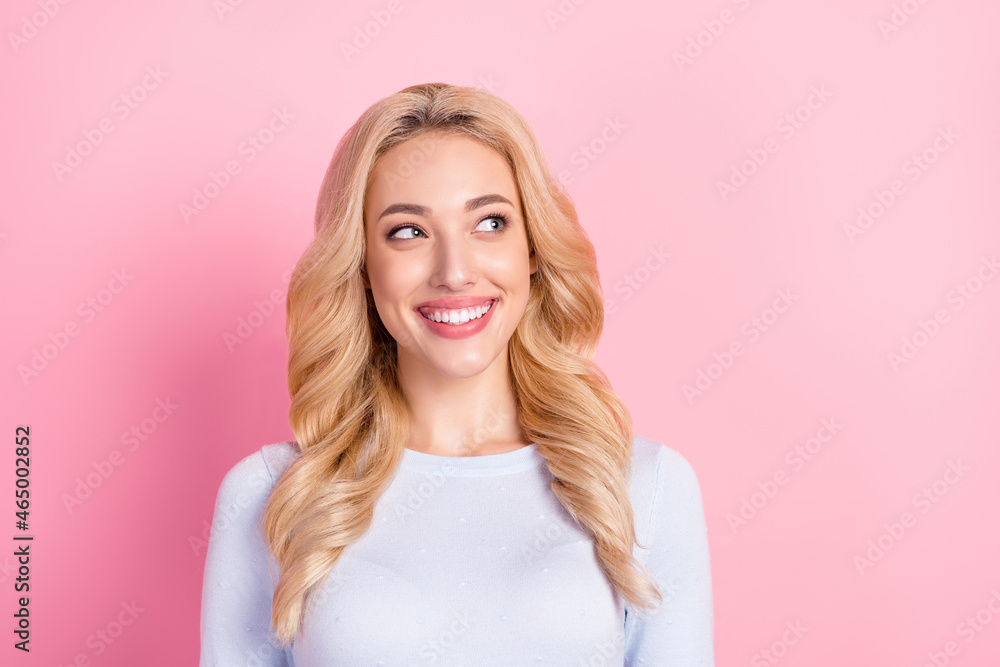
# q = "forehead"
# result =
<box><xmin>365</xmin><ymin>132</ymin><xmax>518</xmax><ymax>210</ymax></box>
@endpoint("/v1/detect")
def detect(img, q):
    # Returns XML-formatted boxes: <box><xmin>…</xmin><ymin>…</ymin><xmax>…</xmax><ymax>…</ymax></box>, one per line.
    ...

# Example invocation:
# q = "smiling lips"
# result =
<box><xmin>416</xmin><ymin>298</ymin><xmax>497</xmax><ymax>325</ymax></box>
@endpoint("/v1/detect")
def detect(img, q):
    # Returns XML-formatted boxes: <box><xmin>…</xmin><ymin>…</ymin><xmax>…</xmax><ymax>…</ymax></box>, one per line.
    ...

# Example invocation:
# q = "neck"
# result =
<box><xmin>396</xmin><ymin>349</ymin><xmax>528</xmax><ymax>456</ymax></box>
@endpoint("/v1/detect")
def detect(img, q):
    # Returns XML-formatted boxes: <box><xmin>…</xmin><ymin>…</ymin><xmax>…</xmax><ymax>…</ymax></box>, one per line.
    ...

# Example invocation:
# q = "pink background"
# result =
<box><xmin>3</xmin><ymin>0</ymin><xmax>998</xmax><ymax>664</ymax></box>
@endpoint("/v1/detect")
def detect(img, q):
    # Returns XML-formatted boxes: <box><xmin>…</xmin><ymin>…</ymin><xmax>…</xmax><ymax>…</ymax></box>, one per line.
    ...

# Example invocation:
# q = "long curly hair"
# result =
<box><xmin>262</xmin><ymin>82</ymin><xmax>662</xmax><ymax>646</ymax></box>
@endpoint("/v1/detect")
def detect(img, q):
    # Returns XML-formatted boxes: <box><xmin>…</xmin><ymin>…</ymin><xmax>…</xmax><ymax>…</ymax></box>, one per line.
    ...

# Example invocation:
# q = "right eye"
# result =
<box><xmin>388</xmin><ymin>225</ymin><xmax>425</xmax><ymax>240</ymax></box>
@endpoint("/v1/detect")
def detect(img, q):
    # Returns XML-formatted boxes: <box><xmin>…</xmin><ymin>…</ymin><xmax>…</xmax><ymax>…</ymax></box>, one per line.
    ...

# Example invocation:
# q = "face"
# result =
<box><xmin>363</xmin><ymin>131</ymin><xmax>537</xmax><ymax>380</ymax></box>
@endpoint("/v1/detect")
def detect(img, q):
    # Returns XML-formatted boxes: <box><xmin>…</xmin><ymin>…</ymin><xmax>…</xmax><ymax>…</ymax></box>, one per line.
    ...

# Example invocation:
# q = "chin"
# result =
<box><xmin>428</xmin><ymin>356</ymin><xmax>494</xmax><ymax>379</ymax></box>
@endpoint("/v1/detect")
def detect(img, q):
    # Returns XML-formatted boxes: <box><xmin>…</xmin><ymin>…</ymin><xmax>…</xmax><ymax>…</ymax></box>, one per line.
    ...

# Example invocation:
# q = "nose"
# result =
<box><xmin>430</xmin><ymin>229</ymin><xmax>478</xmax><ymax>291</ymax></box>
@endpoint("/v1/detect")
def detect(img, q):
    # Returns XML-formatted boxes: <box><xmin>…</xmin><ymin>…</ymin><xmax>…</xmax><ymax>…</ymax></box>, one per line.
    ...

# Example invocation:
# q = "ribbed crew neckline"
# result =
<box><xmin>400</xmin><ymin>443</ymin><xmax>544</xmax><ymax>476</ymax></box>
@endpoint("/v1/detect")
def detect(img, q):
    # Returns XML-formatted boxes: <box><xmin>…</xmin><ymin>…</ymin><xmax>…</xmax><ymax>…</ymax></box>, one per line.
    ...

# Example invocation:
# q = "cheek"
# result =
<box><xmin>501</xmin><ymin>250</ymin><xmax>533</xmax><ymax>289</ymax></box>
<box><xmin>368</xmin><ymin>256</ymin><xmax>421</xmax><ymax>314</ymax></box>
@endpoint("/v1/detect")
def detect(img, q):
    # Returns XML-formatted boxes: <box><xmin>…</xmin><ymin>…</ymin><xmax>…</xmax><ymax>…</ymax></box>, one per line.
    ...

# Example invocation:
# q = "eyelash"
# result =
<box><xmin>386</xmin><ymin>211</ymin><xmax>511</xmax><ymax>240</ymax></box>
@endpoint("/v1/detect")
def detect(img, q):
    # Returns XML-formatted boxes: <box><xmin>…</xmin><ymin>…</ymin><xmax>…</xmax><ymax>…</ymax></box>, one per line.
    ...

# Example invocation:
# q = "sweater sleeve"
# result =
<box><xmin>624</xmin><ymin>444</ymin><xmax>715</xmax><ymax>666</ymax></box>
<box><xmin>200</xmin><ymin>448</ymin><xmax>292</xmax><ymax>667</ymax></box>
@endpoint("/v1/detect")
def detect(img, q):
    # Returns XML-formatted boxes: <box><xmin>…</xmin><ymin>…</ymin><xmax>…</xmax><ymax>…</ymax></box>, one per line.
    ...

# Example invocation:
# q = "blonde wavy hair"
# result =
<box><xmin>262</xmin><ymin>82</ymin><xmax>662</xmax><ymax>646</ymax></box>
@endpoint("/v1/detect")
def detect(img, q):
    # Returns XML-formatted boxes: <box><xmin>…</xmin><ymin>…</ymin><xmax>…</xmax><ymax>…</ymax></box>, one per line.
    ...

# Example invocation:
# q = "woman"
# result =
<box><xmin>200</xmin><ymin>82</ymin><xmax>713</xmax><ymax>665</ymax></box>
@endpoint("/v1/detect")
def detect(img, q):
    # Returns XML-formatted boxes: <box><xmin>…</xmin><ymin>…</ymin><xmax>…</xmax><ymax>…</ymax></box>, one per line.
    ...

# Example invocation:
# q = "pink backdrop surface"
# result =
<box><xmin>3</xmin><ymin>0</ymin><xmax>998</xmax><ymax>664</ymax></box>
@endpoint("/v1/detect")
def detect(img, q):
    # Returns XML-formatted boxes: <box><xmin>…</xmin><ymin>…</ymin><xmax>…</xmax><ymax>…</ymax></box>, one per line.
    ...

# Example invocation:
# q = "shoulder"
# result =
<box><xmin>201</xmin><ymin>444</ymin><xmax>303</xmax><ymax>662</ymax></box>
<box><xmin>630</xmin><ymin>434</ymin><xmax>701</xmax><ymax>491</ymax></box>
<box><xmin>214</xmin><ymin>441</ymin><xmax>302</xmax><ymax>507</ymax></box>
<box><xmin>205</xmin><ymin>441</ymin><xmax>302</xmax><ymax>561</ymax></box>
<box><xmin>628</xmin><ymin>435</ymin><xmax>706</xmax><ymax>559</ymax></box>
<box><xmin>260</xmin><ymin>440</ymin><xmax>302</xmax><ymax>481</ymax></box>
<box><xmin>624</xmin><ymin>437</ymin><xmax>714</xmax><ymax>662</ymax></box>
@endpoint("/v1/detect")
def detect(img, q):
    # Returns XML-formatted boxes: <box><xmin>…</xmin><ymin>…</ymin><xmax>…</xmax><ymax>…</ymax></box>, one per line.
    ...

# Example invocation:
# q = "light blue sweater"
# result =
<box><xmin>200</xmin><ymin>436</ymin><xmax>714</xmax><ymax>666</ymax></box>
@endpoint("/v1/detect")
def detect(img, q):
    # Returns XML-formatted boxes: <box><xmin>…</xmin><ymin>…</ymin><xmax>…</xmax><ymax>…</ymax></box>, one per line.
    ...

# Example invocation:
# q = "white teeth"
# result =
<box><xmin>421</xmin><ymin>300</ymin><xmax>494</xmax><ymax>325</ymax></box>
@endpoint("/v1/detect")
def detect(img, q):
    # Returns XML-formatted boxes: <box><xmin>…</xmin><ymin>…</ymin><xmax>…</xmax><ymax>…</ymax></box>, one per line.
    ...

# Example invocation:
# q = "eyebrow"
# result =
<box><xmin>376</xmin><ymin>194</ymin><xmax>514</xmax><ymax>222</ymax></box>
